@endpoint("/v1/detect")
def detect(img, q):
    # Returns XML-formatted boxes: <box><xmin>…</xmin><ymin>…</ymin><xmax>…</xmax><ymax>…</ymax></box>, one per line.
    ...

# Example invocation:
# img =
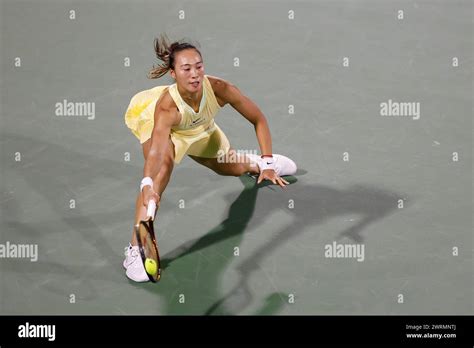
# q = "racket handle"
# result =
<box><xmin>147</xmin><ymin>200</ymin><xmax>156</xmax><ymax>220</ymax></box>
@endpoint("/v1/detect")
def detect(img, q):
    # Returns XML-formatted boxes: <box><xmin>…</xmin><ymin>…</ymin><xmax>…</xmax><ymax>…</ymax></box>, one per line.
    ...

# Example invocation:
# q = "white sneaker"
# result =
<box><xmin>123</xmin><ymin>244</ymin><xmax>149</xmax><ymax>282</ymax></box>
<box><xmin>245</xmin><ymin>154</ymin><xmax>297</xmax><ymax>176</ymax></box>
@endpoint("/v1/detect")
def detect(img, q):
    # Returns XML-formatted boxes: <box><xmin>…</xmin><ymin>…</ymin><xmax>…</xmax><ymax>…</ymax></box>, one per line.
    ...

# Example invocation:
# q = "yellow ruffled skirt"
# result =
<box><xmin>124</xmin><ymin>87</ymin><xmax>230</xmax><ymax>164</ymax></box>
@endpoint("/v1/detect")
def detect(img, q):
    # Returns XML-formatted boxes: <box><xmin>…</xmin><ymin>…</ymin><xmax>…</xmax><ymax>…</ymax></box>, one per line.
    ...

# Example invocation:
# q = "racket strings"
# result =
<box><xmin>136</xmin><ymin>221</ymin><xmax>161</xmax><ymax>282</ymax></box>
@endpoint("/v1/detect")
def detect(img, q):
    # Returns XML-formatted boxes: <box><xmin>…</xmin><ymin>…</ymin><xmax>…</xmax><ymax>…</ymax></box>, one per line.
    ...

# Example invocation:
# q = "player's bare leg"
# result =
<box><xmin>189</xmin><ymin>148</ymin><xmax>297</xmax><ymax>180</ymax></box>
<box><xmin>189</xmin><ymin>148</ymin><xmax>259</xmax><ymax>177</ymax></box>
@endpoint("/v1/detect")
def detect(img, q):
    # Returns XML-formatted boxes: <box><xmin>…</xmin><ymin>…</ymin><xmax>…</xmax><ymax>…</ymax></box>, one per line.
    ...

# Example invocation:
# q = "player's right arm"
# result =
<box><xmin>141</xmin><ymin>92</ymin><xmax>180</xmax><ymax>206</ymax></box>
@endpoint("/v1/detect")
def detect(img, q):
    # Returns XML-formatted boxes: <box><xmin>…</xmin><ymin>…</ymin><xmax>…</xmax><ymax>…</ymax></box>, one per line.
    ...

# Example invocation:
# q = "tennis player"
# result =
<box><xmin>123</xmin><ymin>35</ymin><xmax>297</xmax><ymax>282</ymax></box>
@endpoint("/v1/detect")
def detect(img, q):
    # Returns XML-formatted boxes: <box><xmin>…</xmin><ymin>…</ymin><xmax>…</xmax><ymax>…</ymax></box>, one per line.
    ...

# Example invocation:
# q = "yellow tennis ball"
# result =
<box><xmin>145</xmin><ymin>258</ymin><xmax>157</xmax><ymax>275</ymax></box>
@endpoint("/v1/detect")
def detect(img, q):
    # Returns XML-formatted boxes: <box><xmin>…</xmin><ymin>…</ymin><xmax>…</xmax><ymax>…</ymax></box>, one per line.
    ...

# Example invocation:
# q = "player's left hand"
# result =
<box><xmin>257</xmin><ymin>169</ymin><xmax>289</xmax><ymax>188</ymax></box>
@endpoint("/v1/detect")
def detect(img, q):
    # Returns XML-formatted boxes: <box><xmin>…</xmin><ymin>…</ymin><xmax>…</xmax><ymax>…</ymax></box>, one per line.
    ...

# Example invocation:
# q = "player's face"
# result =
<box><xmin>170</xmin><ymin>49</ymin><xmax>204</xmax><ymax>94</ymax></box>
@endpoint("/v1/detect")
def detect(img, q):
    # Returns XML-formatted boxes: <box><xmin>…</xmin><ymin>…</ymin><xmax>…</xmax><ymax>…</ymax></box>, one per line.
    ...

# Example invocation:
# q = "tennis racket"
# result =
<box><xmin>135</xmin><ymin>200</ymin><xmax>161</xmax><ymax>282</ymax></box>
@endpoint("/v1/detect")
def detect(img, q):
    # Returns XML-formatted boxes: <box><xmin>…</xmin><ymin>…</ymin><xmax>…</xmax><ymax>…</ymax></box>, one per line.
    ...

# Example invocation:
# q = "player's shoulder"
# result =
<box><xmin>206</xmin><ymin>75</ymin><xmax>233</xmax><ymax>93</ymax></box>
<box><xmin>206</xmin><ymin>75</ymin><xmax>239</xmax><ymax>106</ymax></box>
<box><xmin>154</xmin><ymin>88</ymin><xmax>181</xmax><ymax>126</ymax></box>
<box><xmin>156</xmin><ymin>87</ymin><xmax>178</xmax><ymax>113</ymax></box>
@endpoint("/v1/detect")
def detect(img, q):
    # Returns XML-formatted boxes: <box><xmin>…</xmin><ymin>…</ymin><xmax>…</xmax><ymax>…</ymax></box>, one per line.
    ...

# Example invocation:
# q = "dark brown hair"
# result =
<box><xmin>148</xmin><ymin>34</ymin><xmax>202</xmax><ymax>79</ymax></box>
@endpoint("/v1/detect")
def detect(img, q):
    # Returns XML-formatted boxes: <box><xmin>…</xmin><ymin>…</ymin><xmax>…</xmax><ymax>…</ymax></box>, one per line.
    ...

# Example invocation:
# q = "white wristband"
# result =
<box><xmin>259</xmin><ymin>156</ymin><xmax>275</xmax><ymax>171</ymax></box>
<box><xmin>140</xmin><ymin>177</ymin><xmax>153</xmax><ymax>192</ymax></box>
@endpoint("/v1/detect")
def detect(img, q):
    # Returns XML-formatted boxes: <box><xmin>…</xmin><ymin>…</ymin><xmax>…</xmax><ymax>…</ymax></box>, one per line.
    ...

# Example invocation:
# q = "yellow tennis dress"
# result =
<box><xmin>124</xmin><ymin>75</ymin><xmax>230</xmax><ymax>163</ymax></box>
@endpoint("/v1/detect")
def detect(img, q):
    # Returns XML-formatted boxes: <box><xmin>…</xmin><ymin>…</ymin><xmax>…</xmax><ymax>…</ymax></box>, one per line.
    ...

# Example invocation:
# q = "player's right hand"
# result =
<box><xmin>142</xmin><ymin>185</ymin><xmax>161</xmax><ymax>209</ymax></box>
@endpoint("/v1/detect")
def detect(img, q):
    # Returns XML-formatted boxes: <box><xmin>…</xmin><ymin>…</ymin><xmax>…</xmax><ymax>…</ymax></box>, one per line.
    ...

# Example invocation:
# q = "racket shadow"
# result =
<box><xmin>204</xmin><ymin>287</ymin><xmax>287</xmax><ymax>316</ymax></box>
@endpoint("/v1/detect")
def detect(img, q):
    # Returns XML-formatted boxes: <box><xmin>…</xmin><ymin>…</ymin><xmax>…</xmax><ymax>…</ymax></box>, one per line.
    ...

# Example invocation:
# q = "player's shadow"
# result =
<box><xmin>210</xmin><ymin>181</ymin><xmax>405</xmax><ymax>314</ymax></box>
<box><xmin>158</xmin><ymin>175</ymin><xmax>406</xmax><ymax>315</ymax></box>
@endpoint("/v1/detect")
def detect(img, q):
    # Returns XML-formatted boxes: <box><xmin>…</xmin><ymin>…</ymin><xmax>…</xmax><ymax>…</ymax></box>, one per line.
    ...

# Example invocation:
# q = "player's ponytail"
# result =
<box><xmin>148</xmin><ymin>34</ymin><xmax>202</xmax><ymax>79</ymax></box>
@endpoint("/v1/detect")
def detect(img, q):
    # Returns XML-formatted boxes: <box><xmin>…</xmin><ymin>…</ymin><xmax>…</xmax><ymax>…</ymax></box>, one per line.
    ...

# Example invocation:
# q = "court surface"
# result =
<box><xmin>0</xmin><ymin>0</ymin><xmax>472</xmax><ymax>315</ymax></box>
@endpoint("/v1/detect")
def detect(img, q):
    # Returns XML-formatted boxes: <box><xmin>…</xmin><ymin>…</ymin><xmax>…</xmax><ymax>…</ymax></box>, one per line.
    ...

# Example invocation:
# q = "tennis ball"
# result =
<box><xmin>145</xmin><ymin>258</ymin><xmax>157</xmax><ymax>275</ymax></box>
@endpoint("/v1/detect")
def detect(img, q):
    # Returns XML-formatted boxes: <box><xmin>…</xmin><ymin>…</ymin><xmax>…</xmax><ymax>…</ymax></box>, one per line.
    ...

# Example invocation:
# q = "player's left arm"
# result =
<box><xmin>209</xmin><ymin>76</ymin><xmax>287</xmax><ymax>187</ymax></box>
<box><xmin>210</xmin><ymin>76</ymin><xmax>272</xmax><ymax>156</ymax></box>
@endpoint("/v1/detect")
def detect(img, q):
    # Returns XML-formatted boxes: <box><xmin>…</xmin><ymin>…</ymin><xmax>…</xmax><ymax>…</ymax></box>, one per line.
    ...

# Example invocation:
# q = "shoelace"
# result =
<box><xmin>124</xmin><ymin>246</ymin><xmax>140</xmax><ymax>258</ymax></box>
